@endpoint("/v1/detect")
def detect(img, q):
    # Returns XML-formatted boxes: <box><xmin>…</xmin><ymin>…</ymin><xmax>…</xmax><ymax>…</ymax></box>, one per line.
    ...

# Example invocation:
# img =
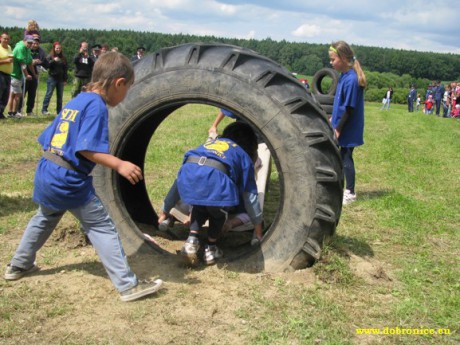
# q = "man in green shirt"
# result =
<box><xmin>8</xmin><ymin>35</ymin><xmax>36</xmax><ymax>118</ymax></box>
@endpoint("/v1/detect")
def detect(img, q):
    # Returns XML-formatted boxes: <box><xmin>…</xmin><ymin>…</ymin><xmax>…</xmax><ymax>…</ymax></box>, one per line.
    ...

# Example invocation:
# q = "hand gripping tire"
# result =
<box><xmin>93</xmin><ymin>43</ymin><xmax>343</xmax><ymax>272</ymax></box>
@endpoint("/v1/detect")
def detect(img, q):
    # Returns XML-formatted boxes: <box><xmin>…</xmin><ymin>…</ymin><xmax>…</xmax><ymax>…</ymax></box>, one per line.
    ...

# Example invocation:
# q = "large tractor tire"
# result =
<box><xmin>93</xmin><ymin>43</ymin><xmax>343</xmax><ymax>272</ymax></box>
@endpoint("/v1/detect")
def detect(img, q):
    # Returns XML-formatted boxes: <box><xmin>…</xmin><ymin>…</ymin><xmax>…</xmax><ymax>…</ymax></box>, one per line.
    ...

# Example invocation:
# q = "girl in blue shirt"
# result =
<box><xmin>329</xmin><ymin>41</ymin><xmax>367</xmax><ymax>205</ymax></box>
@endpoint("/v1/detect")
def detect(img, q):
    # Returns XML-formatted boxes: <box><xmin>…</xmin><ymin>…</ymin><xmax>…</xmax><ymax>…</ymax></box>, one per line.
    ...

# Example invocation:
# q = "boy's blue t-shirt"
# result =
<box><xmin>331</xmin><ymin>69</ymin><xmax>364</xmax><ymax>148</ymax></box>
<box><xmin>177</xmin><ymin>138</ymin><xmax>257</xmax><ymax>207</ymax></box>
<box><xmin>33</xmin><ymin>92</ymin><xmax>110</xmax><ymax>210</ymax></box>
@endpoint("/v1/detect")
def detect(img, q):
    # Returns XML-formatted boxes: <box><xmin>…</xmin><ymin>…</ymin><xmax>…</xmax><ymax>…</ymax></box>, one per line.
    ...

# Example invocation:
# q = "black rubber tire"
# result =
<box><xmin>311</xmin><ymin>94</ymin><xmax>334</xmax><ymax>117</ymax></box>
<box><xmin>312</xmin><ymin>68</ymin><xmax>339</xmax><ymax>96</ymax></box>
<box><xmin>313</xmin><ymin>94</ymin><xmax>335</xmax><ymax>105</ymax></box>
<box><xmin>93</xmin><ymin>43</ymin><xmax>343</xmax><ymax>272</ymax></box>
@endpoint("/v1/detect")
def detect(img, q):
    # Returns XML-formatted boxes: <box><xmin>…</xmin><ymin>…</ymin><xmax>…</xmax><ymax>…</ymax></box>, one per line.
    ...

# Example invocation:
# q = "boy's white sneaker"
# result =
<box><xmin>119</xmin><ymin>279</ymin><xmax>163</xmax><ymax>302</ymax></box>
<box><xmin>343</xmin><ymin>189</ymin><xmax>357</xmax><ymax>205</ymax></box>
<box><xmin>204</xmin><ymin>246</ymin><xmax>223</xmax><ymax>265</ymax></box>
<box><xmin>4</xmin><ymin>264</ymin><xmax>39</xmax><ymax>280</ymax></box>
<box><xmin>180</xmin><ymin>237</ymin><xmax>200</xmax><ymax>266</ymax></box>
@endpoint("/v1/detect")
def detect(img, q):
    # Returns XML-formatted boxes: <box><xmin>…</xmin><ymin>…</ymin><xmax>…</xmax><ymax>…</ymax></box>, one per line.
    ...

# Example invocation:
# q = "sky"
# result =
<box><xmin>3</xmin><ymin>0</ymin><xmax>458</xmax><ymax>54</ymax></box>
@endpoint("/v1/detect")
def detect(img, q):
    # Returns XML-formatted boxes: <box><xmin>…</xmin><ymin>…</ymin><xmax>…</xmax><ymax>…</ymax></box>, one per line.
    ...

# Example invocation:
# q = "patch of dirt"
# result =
<box><xmin>1</xmin><ymin>221</ymin><xmax>318</xmax><ymax>345</ymax></box>
<box><xmin>349</xmin><ymin>254</ymin><xmax>393</xmax><ymax>285</ymax></box>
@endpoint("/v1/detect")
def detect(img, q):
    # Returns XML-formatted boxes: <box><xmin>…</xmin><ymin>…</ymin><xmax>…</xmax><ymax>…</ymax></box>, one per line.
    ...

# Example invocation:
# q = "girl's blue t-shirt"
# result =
<box><xmin>331</xmin><ymin>69</ymin><xmax>364</xmax><ymax>147</ymax></box>
<box><xmin>33</xmin><ymin>92</ymin><xmax>110</xmax><ymax>210</ymax></box>
<box><xmin>177</xmin><ymin>138</ymin><xmax>257</xmax><ymax>207</ymax></box>
<box><xmin>221</xmin><ymin>108</ymin><xmax>237</xmax><ymax>119</ymax></box>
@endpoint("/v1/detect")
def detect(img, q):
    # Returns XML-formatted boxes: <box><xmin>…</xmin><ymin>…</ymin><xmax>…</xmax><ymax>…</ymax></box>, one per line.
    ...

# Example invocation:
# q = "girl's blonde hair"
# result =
<box><xmin>330</xmin><ymin>40</ymin><xmax>367</xmax><ymax>88</ymax></box>
<box><xmin>27</xmin><ymin>20</ymin><xmax>39</xmax><ymax>31</ymax></box>
<box><xmin>85</xmin><ymin>52</ymin><xmax>134</xmax><ymax>99</ymax></box>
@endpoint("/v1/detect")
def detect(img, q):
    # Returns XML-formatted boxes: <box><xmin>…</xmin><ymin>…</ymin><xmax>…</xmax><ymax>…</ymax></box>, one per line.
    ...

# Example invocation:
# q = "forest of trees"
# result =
<box><xmin>2</xmin><ymin>26</ymin><xmax>459</xmax><ymax>103</ymax></box>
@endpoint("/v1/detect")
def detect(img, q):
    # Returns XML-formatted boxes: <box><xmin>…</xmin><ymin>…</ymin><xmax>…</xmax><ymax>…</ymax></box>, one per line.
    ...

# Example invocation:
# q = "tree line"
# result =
<box><xmin>3</xmin><ymin>26</ymin><xmax>459</xmax><ymax>81</ymax></box>
<box><xmin>2</xmin><ymin>26</ymin><xmax>459</xmax><ymax>104</ymax></box>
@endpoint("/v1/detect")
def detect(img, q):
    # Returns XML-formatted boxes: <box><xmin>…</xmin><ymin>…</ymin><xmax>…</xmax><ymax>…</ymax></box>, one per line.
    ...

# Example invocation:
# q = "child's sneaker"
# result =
<box><xmin>158</xmin><ymin>217</ymin><xmax>173</xmax><ymax>232</ymax></box>
<box><xmin>4</xmin><ymin>264</ymin><xmax>40</xmax><ymax>280</ymax></box>
<box><xmin>119</xmin><ymin>279</ymin><xmax>163</xmax><ymax>302</ymax></box>
<box><xmin>180</xmin><ymin>237</ymin><xmax>200</xmax><ymax>266</ymax></box>
<box><xmin>204</xmin><ymin>245</ymin><xmax>223</xmax><ymax>265</ymax></box>
<box><xmin>343</xmin><ymin>189</ymin><xmax>357</xmax><ymax>205</ymax></box>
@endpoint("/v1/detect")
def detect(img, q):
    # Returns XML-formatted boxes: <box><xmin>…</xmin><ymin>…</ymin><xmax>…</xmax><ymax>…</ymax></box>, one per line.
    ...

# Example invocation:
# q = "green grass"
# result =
<box><xmin>0</xmin><ymin>91</ymin><xmax>459</xmax><ymax>344</ymax></box>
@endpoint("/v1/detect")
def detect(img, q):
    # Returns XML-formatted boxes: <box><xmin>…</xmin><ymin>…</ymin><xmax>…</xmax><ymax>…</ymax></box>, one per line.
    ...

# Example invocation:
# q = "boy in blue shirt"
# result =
<box><xmin>4</xmin><ymin>52</ymin><xmax>163</xmax><ymax>302</ymax></box>
<box><xmin>177</xmin><ymin>122</ymin><xmax>263</xmax><ymax>265</ymax></box>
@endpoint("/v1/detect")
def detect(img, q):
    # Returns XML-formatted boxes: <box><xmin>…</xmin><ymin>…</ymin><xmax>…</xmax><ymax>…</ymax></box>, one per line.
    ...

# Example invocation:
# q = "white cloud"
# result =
<box><xmin>246</xmin><ymin>30</ymin><xmax>256</xmax><ymax>39</ymax></box>
<box><xmin>292</xmin><ymin>24</ymin><xmax>321</xmax><ymax>38</ymax></box>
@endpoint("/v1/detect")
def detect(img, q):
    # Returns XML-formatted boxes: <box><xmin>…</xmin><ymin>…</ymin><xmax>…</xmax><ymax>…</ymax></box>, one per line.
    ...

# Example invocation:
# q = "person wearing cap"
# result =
<box><xmin>407</xmin><ymin>84</ymin><xmax>417</xmax><ymax>112</ymax></box>
<box><xmin>71</xmin><ymin>41</ymin><xmax>94</xmax><ymax>98</ymax></box>
<box><xmin>7</xmin><ymin>35</ymin><xmax>36</xmax><ymax>118</ymax></box>
<box><xmin>91</xmin><ymin>44</ymin><xmax>101</xmax><ymax>63</ymax></box>
<box><xmin>19</xmin><ymin>34</ymin><xmax>48</xmax><ymax>116</ymax></box>
<box><xmin>131</xmin><ymin>46</ymin><xmax>145</xmax><ymax>62</ymax></box>
<box><xmin>0</xmin><ymin>32</ymin><xmax>14</xmax><ymax>119</ymax></box>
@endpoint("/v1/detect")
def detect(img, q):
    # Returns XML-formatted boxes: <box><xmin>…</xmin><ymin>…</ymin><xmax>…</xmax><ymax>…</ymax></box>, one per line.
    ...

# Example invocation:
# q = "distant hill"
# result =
<box><xmin>2</xmin><ymin>26</ymin><xmax>459</xmax><ymax>82</ymax></box>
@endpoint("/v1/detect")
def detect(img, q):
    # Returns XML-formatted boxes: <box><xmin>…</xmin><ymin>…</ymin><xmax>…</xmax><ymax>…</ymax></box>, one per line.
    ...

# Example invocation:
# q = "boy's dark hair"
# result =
<box><xmin>221</xmin><ymin>122</ymin><xmax>258</xmax><ymax>162</ymax></box>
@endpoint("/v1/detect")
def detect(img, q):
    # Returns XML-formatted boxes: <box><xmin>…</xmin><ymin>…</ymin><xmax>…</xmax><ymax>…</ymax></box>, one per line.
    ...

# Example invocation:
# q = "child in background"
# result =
<box><xmin>177</xmin><ymin>122</ymin><xmax>263</xmax><ymax>266</ymax></box>
<box><xmin>328</xmin><ymin>41</ymin><xmax>367</xmax><ymax>205</ymax></box>
<box><xmin>424</xmin><ymin>95</ymin><xmax>434</xmax><ymax>114</ymax></box>
<box><xmin>4</xmin><ymin>52</ymin><xmax>163</xmax><ymax>302</ymax></box>
<box><xmin>416</xmin><ymin>94</ymin><xmax>421</xmax><ymax>112</ymax></box>
<box><xmin>24</xmin><ymin>19</ymin><xmax>40</xmax><ymax>37</ymax></box>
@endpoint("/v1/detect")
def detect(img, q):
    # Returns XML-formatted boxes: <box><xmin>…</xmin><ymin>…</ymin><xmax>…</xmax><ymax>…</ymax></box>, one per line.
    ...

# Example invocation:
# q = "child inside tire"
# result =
<box><xmin>176</xmin><ymin>122</ymin><xmax>263</xmax><ymax>266</ymax></box>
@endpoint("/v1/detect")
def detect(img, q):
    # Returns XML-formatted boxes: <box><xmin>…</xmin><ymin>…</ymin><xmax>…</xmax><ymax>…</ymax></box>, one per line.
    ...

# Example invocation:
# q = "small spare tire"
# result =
<box><xmin>312</xmin><ymin>67</ymin><xmax>339</xmax><ymax>96</ymax></box>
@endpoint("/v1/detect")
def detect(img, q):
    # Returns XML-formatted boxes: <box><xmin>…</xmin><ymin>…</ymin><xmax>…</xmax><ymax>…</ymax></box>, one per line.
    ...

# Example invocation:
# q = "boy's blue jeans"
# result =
<box><xmin>10</xmin><ymin>195</ymin><xmax>138</xmax><ymax>293</ymax></box>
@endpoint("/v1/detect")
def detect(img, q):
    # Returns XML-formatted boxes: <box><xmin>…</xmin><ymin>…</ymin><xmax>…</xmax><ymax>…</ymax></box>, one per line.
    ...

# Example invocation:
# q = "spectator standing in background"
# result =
<box><xmin>407</xmin><ymin>85</ymin><xmax>416</xmax><ymax>112</ymax></box>
<box><xmin>443</xmin><ymin>85</ymin><xmax>451</xmax><ymax>118</ymax></box>
<box><xmin>20</xmin><ymin>35</ymin><xmax>48</xmax><ymax>116</ymax></box>
<box><xmin>450</xmin><ymin>82</ymin><xmax>458</xmax><ymax>110</ymax></box>
<box><xmin>433</xmin><ymin>81</ymin><xmax>444</xmax><ymax>116</ymax></box>
<box><xmin>381</xmin><ymin>86</ymin><xmax>393</xmax><ymax>111</ymax></box>
<box><xmin>71</xmin><ymin>41</ymin><xmax>94</xmax><ymax>98</ymax></box>
<box><xmin>7</xmin><ymin>35</ymin><xmax>36</xmax><ymax>118</ymax></box>
<box><xmin>131</xmin><ymin>46</ymin><xmax>145</xmax><ymax>62</ymax></box>
<box><xmin>101</xmin><ymin>44</ymin><xmax>109</xmax><ymax>54</ymax></box>
<box><xmin>416</xmin><ymin>93</ymin><xmax>421</xmax><ymax>112</ymax></box>
<box><xmin>0</xmin><ymin>32</ymin><xmax>13</xmax><ymax>119</ymax></box>
<box><xmin>425</xmin><ymin>84</ymin><xmax>433</xmax><ymax>101</ymax></box>
<box><xmin>42</xmin><ymin>42</ymin><xmax>67</xmax><ymax>116</ymax></box>
<box><xmin>91</xmin><ymin>44</ymin><xmax>101</xmax><ymax>63</ymax></box>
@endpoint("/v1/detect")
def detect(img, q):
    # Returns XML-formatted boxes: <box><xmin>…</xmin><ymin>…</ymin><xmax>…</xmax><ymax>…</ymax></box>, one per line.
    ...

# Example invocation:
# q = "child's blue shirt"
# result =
<box><xmin>332</xmin><ymin>69</ymin><xmax>364</xmax><ymax>147</ymax></box>
<box><xmin>33</xmin><ymin>92</ymin><xmax>109</xmax><ymax>210</ymax></box>
<box><xmin>177</xmin><ymin>138</ymin><xmax>257</xmax><ymax>207</ymax></box>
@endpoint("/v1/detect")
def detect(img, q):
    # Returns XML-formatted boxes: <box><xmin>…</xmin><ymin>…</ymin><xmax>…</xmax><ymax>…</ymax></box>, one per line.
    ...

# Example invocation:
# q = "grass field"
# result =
<box><xmin>0</xmin><ymin>91</ymin><xmax>459</xmax><ymax>344</ymax></box>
